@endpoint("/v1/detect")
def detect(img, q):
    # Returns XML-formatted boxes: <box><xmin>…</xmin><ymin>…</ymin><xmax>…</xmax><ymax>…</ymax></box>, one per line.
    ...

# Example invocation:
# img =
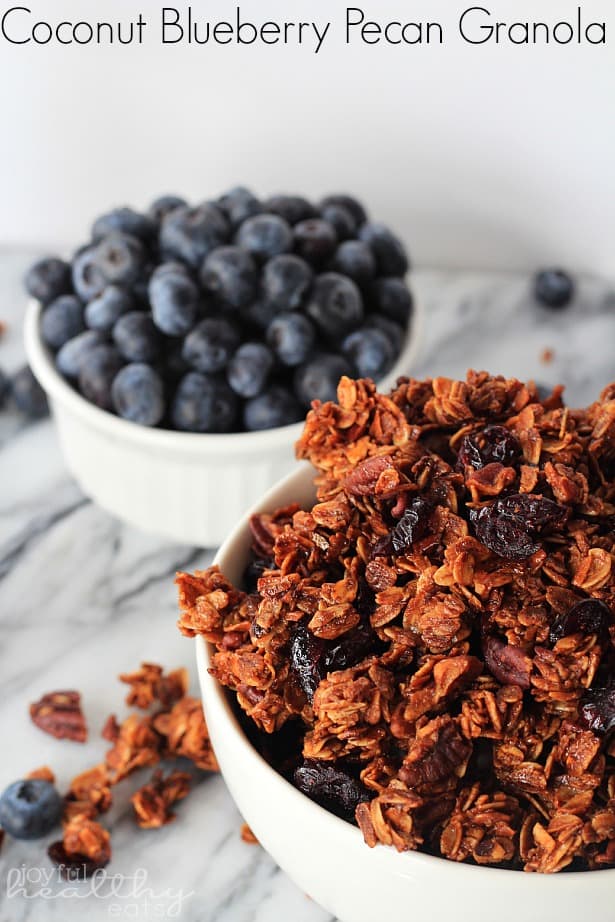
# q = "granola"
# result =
<box><xmin>178</xmin><ymin>371</ymin><xmax>615</xmax><ymax>872</ymax></box>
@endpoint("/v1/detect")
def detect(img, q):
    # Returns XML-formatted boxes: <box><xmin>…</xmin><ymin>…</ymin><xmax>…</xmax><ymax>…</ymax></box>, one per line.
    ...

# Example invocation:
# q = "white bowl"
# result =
<box><xmin>24</xmin><ymin>297</ymin><xmax>422</xmax><ymax>547</ymax></box>
<box><xmin>198</xmin><ymin>464</ymin><xmax>614</xmax><ymax>922</ymax></box>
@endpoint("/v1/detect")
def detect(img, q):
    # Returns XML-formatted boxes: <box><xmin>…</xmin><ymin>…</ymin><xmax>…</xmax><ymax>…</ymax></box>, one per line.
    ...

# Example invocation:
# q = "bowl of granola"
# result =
<box><xmin>184</xmin><ymin>372</ymin><xmax>615</xmax><ymax>922</ymax></box>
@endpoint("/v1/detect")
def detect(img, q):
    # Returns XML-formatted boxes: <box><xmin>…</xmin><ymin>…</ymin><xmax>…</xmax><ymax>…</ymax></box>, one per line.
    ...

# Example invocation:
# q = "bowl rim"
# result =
<box><xmin>198</xmin><ymin>463</ymin><xmax>614</xmax><ymax>886</ymax></box>
<box><xmin>24</xmin><ymin>290</ymin><xmax>423</xmax><ymax>454</ymax></box>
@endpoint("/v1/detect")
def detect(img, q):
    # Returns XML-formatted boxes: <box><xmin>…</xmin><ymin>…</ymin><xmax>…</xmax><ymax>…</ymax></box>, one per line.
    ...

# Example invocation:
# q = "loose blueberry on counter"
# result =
<box><xmin>95</xmin><ymin>233</ymin><xmax>144</xmax><ymax>288</ymax></box>
<box><xmin>227</xmin><ymin>342</ymin><xmax>273</xmax><ymax>398</ymax></box>
<box><xmin>9</xmin><ymin>366</ymin><xmax>49</xmax><ymax>419</ymax></box>
<box><xmin>320</xmin><ymin>193</ymin><xmax>368</xmax><ymax>227</ymax></box>
<box><xmin>56</xmin><ymin>330</ymin><xmax>105</xmax><ymax>379</ymax></box>
<box><xmin>294</xmin><ymin>353</ymin><xmax>353</xmax><ymax>408</ymax></box>
<box><xmin>147</xmin><ymin>195</ymin><xmax>187</xmax><ymax>224</ymax></box>
<box><xmin>92</xmin><ymin>207</ymin><xmax>155</xmax><ymax>243</ymax></box>
<box><xmin>171</xmin><ymin>372</ymin><xmax>238</xmax><ymax>432</ymax></box>
<box><xmin>112</xmin><ymin>363</ymin><xmax>165</xmax><ymax>426</ymax></box>
<box><xmin>320</xmin><ymin>204</ymin><xmax>357</xmax><ymax>241</ymax></box>
<box><xmin>243</xmin><ymin>386</ymin><xmax>302</xmax><ymax>431</ymax></box>
<box><xmin>293</xmin><ymin>219</ymin><xmax>338</xmax><ymax>266</ymax></box>
<box><xmin>200</xmin><ymin>245</ymin><xmax>257</xmax><ymax>309</ymax></box>
<box><xmin>160</xmin><ymin>203</ymin><xmax>230</xmax><ymax>268</ymax></box>
<box><xmin>371</xmin><ymin>277</ymin><xmax>413</xmax><ymax>324</ymax></box>
<box><xmin>113</xmin><ymin>312</ymin><xmax>161</xmax><ymax>363</ymax></box>
<box><xmin>71</xmin><ymin>247</ymin><xmax>107</xmax><ymax>302</ymax></box>
<box><xmin>85</xmin><ymin>285</ymin><xmax>133</xmax><ymax>332</ymax></box>
<box><xmin>24</xmin><ymin>257</ymin><xmax>71</xmax><ymax>305</ymax></box>
<box><xmin>263</xmin><ymin>194</ymin><xmax>318</xmax><ymax>225</ymax></box>
<box><xmin>305</xmin><ymin>272</ymin><xmax>364</xmax><ymax>341</ymax></box>
<box><xmin>534</xmin><ymin>269</ymin><xmax>575</xmax><ymax>309</ymax></box>
<box><xmin>148</xmin><ymin>263</ymin><xmax>199</xmax><ymax>336</ymax></box>
<box><xmin>267</xmin><ymin>312</ymin><xmax>315</xmax><ymax>367</ymax></box>
<box><xmin>331</xmin><ymin>240</ymin><xmax>377</xmax><ymax>287</ymax></box>
<box><xmin>235</xmin><ymin>213</ymin><xmax>293</xmax><ymax>261</ymax></box>
<box><xmin>262</xmin><ymin>254</ymin><xmax>313</xmax><ymax>311</ymax></box>
<box><xmin>217</xmin><ymin>186</ymin><xmax>262</xmax><ymax>229</ymax></box>
<box><xmin>359</xmin><ymin>222</ymin><xmax>409</xmax><ymax>277</ymax></box>
<box><xmin>40</xmin><ymin>295</ymin><xmax>85</xmax><ymax>350</ymax></box>
<box><xmin>0</xmin><ymin>779</ymin><xmax>63</xmax><ymax>840</ymax></box>
<box><xmin>182</xmin><ymin>317</ymin><xmax>240</xmax><ymax>374</ymax></box>
<box><xmin>78</xmin><ymin>344</ymin><xmax>123</xmax><ymax>411</ymax></box>
<box><xmin>342</xmin><ymin>327</ymin><xmax>395</xmax><ymax>379</ymax></box>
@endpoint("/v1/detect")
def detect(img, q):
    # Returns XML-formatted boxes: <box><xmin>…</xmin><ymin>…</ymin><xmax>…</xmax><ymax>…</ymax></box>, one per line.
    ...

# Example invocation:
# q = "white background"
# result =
<box><xmin>0</xmin><ymin>0</ymin><xmax>613</xmax><ymax>272</ymax></box>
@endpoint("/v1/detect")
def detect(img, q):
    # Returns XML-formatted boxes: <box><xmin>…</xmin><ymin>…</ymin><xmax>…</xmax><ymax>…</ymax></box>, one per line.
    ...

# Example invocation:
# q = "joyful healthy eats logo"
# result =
<box><xmin>0</xmin><ymin>4</ymin><xmax>607</xmax><ymax>53</ymax></box>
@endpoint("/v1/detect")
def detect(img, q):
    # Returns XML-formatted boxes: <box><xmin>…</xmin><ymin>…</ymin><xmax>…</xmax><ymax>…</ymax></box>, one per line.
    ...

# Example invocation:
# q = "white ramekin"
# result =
<box><xmin>198</xmin><ymin>464</ymin><xmax>615</xmax><ymax>922</ymax></box>
<box><xmin>24</xmin><ymin>297</ymin><xmax>423</xmax><ymax>547</ymax></box>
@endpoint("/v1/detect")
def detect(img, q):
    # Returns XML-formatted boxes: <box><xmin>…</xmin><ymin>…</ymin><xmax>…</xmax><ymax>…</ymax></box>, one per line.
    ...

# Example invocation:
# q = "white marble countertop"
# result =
<box><xmin>0</xmin><ymin>248</ymin><xmax>613</xmax><ymax>922</ymax></box>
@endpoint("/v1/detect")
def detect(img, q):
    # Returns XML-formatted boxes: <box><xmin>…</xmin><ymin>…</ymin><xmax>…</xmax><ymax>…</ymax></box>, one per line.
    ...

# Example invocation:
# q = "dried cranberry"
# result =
<box><xmin>483</xmin><ymin>635</ymin><xmax>531</xmax><ymax>689</ymax></box>
<box><xmin>578</xmin><ymin>683</ymin><xmax>615</xmax><ymax>735</ymax></box>
<box><xmin>391</xmin><ymin>496</ymin><xmax>433</xmax><ymax>554</ymax></box>
<box><xmin>243</xmin><ymin>556</ymin><xmax>272</xmax><ymax>593</ymax></box>
<box><xmin>549</xmin><ymin>599</ymin><xmax>613</xmax><ymax>645</ymax></box>
<box><xmin>469</xmin><ymin>493</ymin><xmax>568</xmax><ymax>560</ymax></box>
<box><xmin>289</xmin><ymin>621</ymin><xmax>325</xmax><ymax>702</ymax></box>
<box><xmin>457</xmin><ymin>425</ymin><xmax>521</xmax><ymax>471</ymax></box>
<box><xmin>293</xmin><ymin>759</ymin><xmax>371</xmax><ymax>821</ymax></box>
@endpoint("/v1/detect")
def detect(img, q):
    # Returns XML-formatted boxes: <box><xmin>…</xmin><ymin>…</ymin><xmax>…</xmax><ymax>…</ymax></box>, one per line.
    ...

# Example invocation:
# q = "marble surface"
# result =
<box><xmin>0</xmin><ymin>248</ymin><xmax>613</xmax><ymax>922</ymax></box>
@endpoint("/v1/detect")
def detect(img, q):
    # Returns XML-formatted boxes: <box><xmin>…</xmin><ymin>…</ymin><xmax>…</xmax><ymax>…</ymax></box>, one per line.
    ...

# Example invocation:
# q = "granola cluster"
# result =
<box><xmin>178</xmin><ymin>371</ymin><xmax>615</xmax><ymax>872</ymax></box>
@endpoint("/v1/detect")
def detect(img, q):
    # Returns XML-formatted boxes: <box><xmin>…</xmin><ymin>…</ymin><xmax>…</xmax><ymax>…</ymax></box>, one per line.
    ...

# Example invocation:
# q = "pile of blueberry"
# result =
<box><xmin>24</xmin><ymin>189</ymin><xmax>413</xmax><ymax>432</ymax></box>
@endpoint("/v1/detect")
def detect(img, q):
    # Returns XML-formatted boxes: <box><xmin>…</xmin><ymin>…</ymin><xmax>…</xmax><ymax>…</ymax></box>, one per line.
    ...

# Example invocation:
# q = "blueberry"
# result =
<box><xmin>182</xmin><ymin>317</ymin><xmax>239</xmax><ymax>373</ymax></box>
<box><xmin>0</xmin><ymin>367</ymin><xmax>9</xmax><ymax>408</ymax></box>
<box><xmin>92</xmin><ymin>207</ymin><xmax>155</xmax><ymax>242</ymax></box>
<box><xmin>359</xmin><ymin>222</ymin><xmax>409</xmax><ymax>277</ymax></box>
<box><xmin>262</xmin><ymin>254</ymin><xmax>313</xmax><ymax>312</ymax></box>
<box><xmin>294</xmin><ymin>219</ymin><xmax>338</xmax><ymax>266</ymax></box>
<box><xmin>263</xmin><ymin>195</ymin><xmax>317</xmax><ymax>225</ymax></box>
<box><xmin>305</xmin><ymin>272</ymin><xmax>364</xmax><ymax>341</ymax></box>
<box><xmin>227</xmin><ymin>342</ymin><xmax>273</xmax><ymax>398</ymax></box>
<box><xmin>24</xmin><ymin>257</ymin><xmax>71</xmax><ymax>305</ymax></box>
<box><xmin>85</xmin><ymin>285</ymin><xmax>133</xmax><ymax>332</ymax></box>
<box><xmin>267</xmin><ymin>312</ymin><xmax>315</xmax><ymax>366</ymax></box>
<box><xmin>164</xmin><ymin>344</ymin><xmax>191</xmax><ymax>384</ymax></box>
<box><xmin>534</xmin><ymin>269</ymin><xmax>575</xmax><ymax>309</ymax></box>
<box><xmin>320</xmin><ymin>194</ymin><xmax>368</xmax><ymax>227</ymax></box>
<box><xmin>217</xmin><ymin>186</ymin><xmax>262</xmax><ymax>229</ymax></box>
<box><xmin>366</xmin><ymin>314</ymin><xmax>405</xmax><ymax>350</ymax></box>
<box><xmin>78</xmin><ymin>344</ymin><xmax>124</xmax><ymax>410</ymax></box>
<box><xmin>56</xmin><ymin>330</ymin><xmax>105</xmax><ymax>378</ymax></box>
<box><xmin>112</xmin><ymin>363</ymin><xmax>165</xmax><ymax>426</ymax></box>
<box><xmin>294</xmin><ymin>354</ymin><xmax>353</xmax><ymax>408</ymax></box>
<box><xmin>243</xmin><ymin>386</ymin><xmax>302</xmax><ymax>431</ymax></box>
<box><xmin>147</xmin><ymin>195</ymin><xmax>187</xmax><ymax>224</ymax></box>
<box><xmin>171</xmin><ymin>372</ymin><xmax>238</xmax><ymax>432</ymax></box>
<box><xmin>235</xmin><ymin>214</ymin><xmax>293</xmax><ymax>261</ymax></box>
<box><xmin>0</xmin><ymin>779</ymin><xmax>63</xmax><ymax>840</ymax></box>
<box><xmin>113</xmin><ymin>312</ymin><xmax>161</xmax><ymax>362</ymax></box>
<box><xmin>320</xmin><ymin>204</ymin><xmax>357</xmax><ymax>241</ymax></box>
<box><xmin>342</xmin><ymin>328</ymin><xmax>396</xmax><ymax>380</ymax></box>
<box><xmin>148</xmin><ymin>263</ymin><xmax>199</xmax><ymax>336</ymax></box>
<box><xmin>239</xmin><ymin>299</ymin><xmax>277</xmax><ymax>332</ymax></box>
<box><xmin>41</xmin><ymin>295</ymin><xmax>84</xmax><ymax>350</ymax></box>
<box><xmin>160</xmin><ymin>204</ymin><xmax>230</xmax><ymax>268</ymax></box>
<box><xmin>9</xmin><ymin>365</ymin><xmax>49</xmax><ymax>419</ymax></box>
<box><xmin>95</xmin><ymin>233</ymin><xmax>145</xmax><ymax>287</ymax></box>
<box><xmin>72</xmin><ymin>247</ymin><xmax>107</xmax><ymax>302</ymax></box>
<box><xmin>371</xmin><ymin>277</ymin><xmax>413</xmax><ymax>325</ymax></box>
<box><xmin>200</xmin><ymin>246</ymin><xmax>257</xmax><ymax>309</ymax></box>
<box><xmin>331</xmin><ymin>240</ymin><xmax>376</xmax><ymax>287</ymax></box>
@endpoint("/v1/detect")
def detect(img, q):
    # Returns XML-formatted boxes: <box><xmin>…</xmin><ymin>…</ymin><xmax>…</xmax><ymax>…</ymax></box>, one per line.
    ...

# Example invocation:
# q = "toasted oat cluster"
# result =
<box><xmin>177</xmin><ymin>372</ymin><xmax>615</xmax><ymax>872</ymax></box>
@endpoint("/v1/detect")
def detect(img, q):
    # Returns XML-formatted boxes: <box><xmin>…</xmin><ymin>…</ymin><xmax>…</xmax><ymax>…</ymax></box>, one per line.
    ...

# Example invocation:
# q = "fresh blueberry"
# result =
<box><xmin>371</xmin><ymin>277</ymin><xmax>413</xmax><ymax>324</ymax></box>
<box><xmin>239</xmin><ymin>299</ymin><xmax>278</xmax><ymax>332</ymax></box>
<box><xmin>267</xmin><ymin>312</ymin><xmax>315</xmax><ymax>366</ymax></box>
<box><xmin>164</xmin><ymin>344</ymin><xmax>191</xmax><ymax>384</ymax></box>
<box><xmin>294</xmin><ymin>219</ymin><xmax>338</xmax><ymax>266</ymax></box>
<box><xmin>9</xmin><ymin>366</ymin><xmax>49</xmax><ymax>419</ymax></box>
<box><xmin>92</xmin><ymin>207</ymin><xmax>155</xmax><ymax>243</ymax></box>
<box><xmin>171</xmin><ymin>372</ymin><xmax>238</xmax><ymax>432</ymax></box>
<box><xmin>147</xmin><ymin>195</ymin><xmax>187</xmax><ymax>224</ymax></box>
<box><xmin>0</xmin><ymin>779</ymin><xmax>63</xmax><ymax>840</ymax></box>
<box><xmin>95</xmin><ymin>233</ymin><xmax>145</xmax><ymax>287</ymax></box>
<box><xmin>305</xmin><ymin>272</ymin><xmax>364</xmax><ymax>341</ymax></box>
<box><xmin>182</xmin><ymin>317</ymin><xmax>239</xmax><ymax>373</ymax></box>
<box><xmin>358</xmin><ymin>222</ymin><xmax>409</xmax><ymax>276</ymax></box>
<box><xmin>235</xmin><ymin>214</ymin><xmax>293</xmax><ymax>261</ymax></box>
<box><xmin>85</xmin><ymin>285</ymin><xmax>133</xmax><ymax>332</ymax></box>
<box><xmin>200</xmin><ymin>246</ymin><xmax>257</xmax><ymax>309</ymax></box>
<box><xmin>148</xmin><ymin>263</ymin><xmax>199</xmax><ymax>336</ymax></box>
<box><xmin>72</xmin><ymin>247</ymin><xmax>107</xmax><ymax>302</ymax></box>
<box><xmin>320</xmin><ymin>194</ymin><xmax>368</xmax><ymax>227</ymax></box>
<box><xmin>24</xmin><ymin>258</ymin><xmax>71</xmax><ymax>305</ymax></box>
<box><xmin>160</xmin><ymin>203</ymin><xmax>230</xmax><ymax>268</ymax></box>
<box><xmin>320</xmin><ymin>204</ymin><xmax>357</xmax><ymax>241</ymax></box>
<box><xmin>331</xmin><ymin>240</ymin><xmax>376</xmax><ymax>287</ymax></box>
<box><xmin>262</xmin><ymin>254</ymin><xmax>313</xmax><ymax>311</ymax></box>
<box><xmin>294</xmin><ymin>354</ymin><xmax>353</xmax><ymax>408</ymax></box>
<box><xmin>342</xmin><ymin>328</ymin><xmax>396</xmax><ymax>380</ymax></box>
<box><xmin>56</xmin><ymin>330</ymin><xmax>105</xmax><ymax>378</ymax></box>
<box><xmin>0</xmin><ymin>367</ymin><xmax>9</xmax><ymax>408</ymax></box>
<box><xmin>78</xmin><ymin>344</ymin><xmax>124</xmax><ymax>410</ymax></box>
<box><xmin>227</xmin><ymin>342</ymin><xmax>273</xmax><ymax>398</ymax></box>
<box><xmin>366</xmin><ymin>314</ymin><xmax>405</xmax><ymax>350</ymax></box>
<box><xmin>534</xmin><ymin>269</ymin><xmax>575</xmax><ymax>309</ymax></box>
<box><xmin>41</xmin><ymin>295</ymin><xmax>85</xmax><ymax>350</ymax></box>
<box><xmin>263</xmin><ymin>195</ymin><xmax>318</xmax><ymax>225</ymax></box>
<box><xmin>217</xmin><ymin>187</ymin><xmax>262</xmax><ymax>229</ymax></box>
<box><xmin>112</xmin><ymin>363</ymin><xmax>165</xmax><ymax>426</ymax></box>
<box><xmin>243</xmin><ymin>386</ymin><xmax>302</xmax><ymax>431</ymax></box>
<box><xmin>113</xmin><ymin>312</ymin><xmax>161</xmax><ymax>362</ymax></box>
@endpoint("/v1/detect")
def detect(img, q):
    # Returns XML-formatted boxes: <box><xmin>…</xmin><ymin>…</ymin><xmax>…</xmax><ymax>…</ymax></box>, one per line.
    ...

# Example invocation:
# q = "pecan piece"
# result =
<box><xmin>30</xmin><ymin>690</ymin><xmax>87</xmax><ymax>742</ymax></box>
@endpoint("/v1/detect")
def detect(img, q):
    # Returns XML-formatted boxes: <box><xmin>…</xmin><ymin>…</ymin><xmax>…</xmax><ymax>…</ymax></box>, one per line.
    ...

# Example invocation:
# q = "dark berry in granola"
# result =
<box><xmin>578</xmin><ymin>682</ymin><xmax>615</xmax><ymax>735</ymax></box>
<box><xmin>549</xmin><ymin>599</ymin><xmax>613</xmax><ymax>645</ymax></box>
<box><xmin>391</xmin><ymin>496</ymin><xmax>434</xmax><ymax>553</ymax></box>
<box><xmin>289</xmin><ymin>621</ymin><xmax>326</xmax><ymax>702</ymax></box>
<box><xmin>457</xmin><ymin>425</ymin><xmax>521</xmax><ymax>471</ymax></box>
<box><xmin>293</xmin><ymin>760</ymin><xmax>371</xmax><ymax>821</ymax></box>
<box><xmin>469</xmin><ymin>493</ymin><xmax>568</xmax><ymax>560</ymax></box>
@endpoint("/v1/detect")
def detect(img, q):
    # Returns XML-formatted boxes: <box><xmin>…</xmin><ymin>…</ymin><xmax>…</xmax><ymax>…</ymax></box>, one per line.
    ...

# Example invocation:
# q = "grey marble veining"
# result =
<box><xmin>0</xmin><ymin>249</ymin><xmax>613</xmax><ymax>922</ymax></box>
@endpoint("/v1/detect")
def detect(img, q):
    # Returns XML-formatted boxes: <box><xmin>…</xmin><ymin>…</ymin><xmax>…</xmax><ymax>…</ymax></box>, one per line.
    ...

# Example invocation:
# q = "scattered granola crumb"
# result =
<box><xmin>119</xmin><ymin>662</ymin><xmax>189</xmax><ymax>710</ymax></box>
<box><xmin>240</xmin><ymin>823</ymin><xmax>259</xmax><ymax>845</ymax></box>
<box><xmin>30</xmin><ymin>690</ymin><xmax>87</xmax><ymax>742</ymax></box>
<box><xmin>26</xmin><ymin>766</ymin><xmax>55</xmax><ymax>784</ymax></box>
<box><xmin>540</xmin><ymin>347</ymin><xmax>555</xmax><ymax>364</ymax></box>
<box><xmin>48</xmin><ymin>815</ymin><xmax>111</xmax><ymax>879</ymax></box>
<box><xmin>131</xmin><ymin>769</ymin><xmax>191</xmax><ymax>829</ymax></box>
<box><xmin>153</xmin><ymin>696</ymin><xmax>219</xmax><ymax>772</ymax></box>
